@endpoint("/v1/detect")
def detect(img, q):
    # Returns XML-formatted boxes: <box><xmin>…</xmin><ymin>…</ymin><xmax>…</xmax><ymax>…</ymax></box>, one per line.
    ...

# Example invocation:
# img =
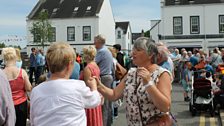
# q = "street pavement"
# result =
<box><xmin>112</xmin><ymin>83</ymin><xmax>223</xmax><ymax>126</ymax></box>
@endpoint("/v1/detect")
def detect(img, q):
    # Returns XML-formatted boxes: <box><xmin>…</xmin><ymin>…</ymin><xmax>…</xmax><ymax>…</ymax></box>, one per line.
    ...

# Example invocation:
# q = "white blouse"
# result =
<box><xmin>30</xmin><ymin>79</ymin><xmax>101</xmax><ymax>126</ymax></box>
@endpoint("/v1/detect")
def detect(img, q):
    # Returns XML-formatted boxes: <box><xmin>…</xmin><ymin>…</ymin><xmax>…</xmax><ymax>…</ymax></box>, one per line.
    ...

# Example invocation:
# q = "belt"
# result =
<box><xmin>100</xmin><ymin>74</ymin><xmax>112</xmax><ymax>77</ymax></box>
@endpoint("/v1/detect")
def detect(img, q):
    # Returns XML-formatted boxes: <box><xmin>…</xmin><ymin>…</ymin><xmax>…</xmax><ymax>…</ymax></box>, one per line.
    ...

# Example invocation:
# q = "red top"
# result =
<box><xmin>79</xmin><ymin>63</ymin><xmax>103</xmax><ymax>126</ymax></box>
<box><xmin>79</xmin><ymin>63</ymin><xmax>100</xmax><ymax>80</ymax></box>
<box><xmin>9</xmin><ymin>69</ymin><xmax>27</xmax><ymax>105</ymax></box>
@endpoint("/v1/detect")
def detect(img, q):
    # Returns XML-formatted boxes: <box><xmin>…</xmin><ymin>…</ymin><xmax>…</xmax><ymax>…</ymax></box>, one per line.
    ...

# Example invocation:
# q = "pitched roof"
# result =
<box><xmin>165</xmin><ymin>0</ymin><xmax>224</xmax><ymax>6</ymax></box>
<box><xmin>132</xmin><ymin>33</ymin><xmax>141</xmax><ymax>41</ymax></box>
<box><xmin>28</xmin><ymin>0</ymin><xmax>104</xmax><ymax>19</ymax></box>
<box><xmin>115</xmin><ymin>22</ymin><xmax>130</xmax><ymax>34</ymax></box>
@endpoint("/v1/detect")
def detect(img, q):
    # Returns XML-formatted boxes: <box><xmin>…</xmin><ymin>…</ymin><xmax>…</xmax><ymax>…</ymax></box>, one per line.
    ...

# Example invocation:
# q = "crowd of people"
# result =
<box><xmin>169</xmin><ymin>47</ymin><xmax>224</xmax><ymax>102</ymax></box>
<box><xmin>1</xmin><ymin>35</ymin><xmax>178</xmax><ymax>126</ymax></box>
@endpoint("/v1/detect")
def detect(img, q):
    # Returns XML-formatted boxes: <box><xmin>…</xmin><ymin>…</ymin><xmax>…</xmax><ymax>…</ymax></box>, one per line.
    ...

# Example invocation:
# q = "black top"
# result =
<box><xmin>116</xmin><ymin>52</ymin><xmax>124</xmax><ymax>67</ymax></box>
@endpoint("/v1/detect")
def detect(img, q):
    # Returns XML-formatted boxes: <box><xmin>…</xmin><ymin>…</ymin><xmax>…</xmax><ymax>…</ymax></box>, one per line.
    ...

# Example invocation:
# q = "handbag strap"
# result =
<box><xmin>135</xmin><ymin>71</ymin><xmax>145</xmax><ymax>126</ymax></box>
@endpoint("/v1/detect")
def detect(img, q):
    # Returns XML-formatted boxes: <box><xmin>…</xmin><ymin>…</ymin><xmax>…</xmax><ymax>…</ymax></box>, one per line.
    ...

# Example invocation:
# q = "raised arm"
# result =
<box><xmin>96</xmin><ymin>75</ymin><xmax>126</xmax><ymax>101</ymax></box>
<box><xmin>22</xmin><ymin>69</ymin><xmax>32</xmax><ymax>92</ymax></box>
<box><xmin>138</xmin><ymin>68</ymin><xmax>171</xmax><ymax>112</ymax></box>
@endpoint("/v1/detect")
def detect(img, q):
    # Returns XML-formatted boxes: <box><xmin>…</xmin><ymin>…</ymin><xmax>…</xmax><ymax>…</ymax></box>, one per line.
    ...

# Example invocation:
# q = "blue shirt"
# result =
<box><xmin>205</xmin><ymin>64</ymin><xmax>214</xmax><ymax>75</ymax></box>
<box><xmin>70</xmin><ymin>62</ymin><xmax>80</xmax><ymax>79</ymax></box>
<box><xmin>36</xmin><ymin>53</ymin><xmax>43</xmax><ymax>66</ymax></box>
<box><xmin>95</xmin><ymin>46</ymin><xmax>113</xmax><ymax>76</ymax></box>
<box><xmin>160</xmin><ymin>61</ymin><xmax>172</xmax><ymax>73</ymax></box>
<box><xmin>30</xmin><ymin>53</ymin><xmax>36</xmax><ymax>67</ymax></box>
<box><xmin>189</xmin><ymin>56</ymin><xmax>198</xmax><ymax>66</ymax></box>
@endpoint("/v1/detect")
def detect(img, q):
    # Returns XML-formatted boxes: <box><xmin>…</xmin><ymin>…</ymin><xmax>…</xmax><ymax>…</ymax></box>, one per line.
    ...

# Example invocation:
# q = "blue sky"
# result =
<box><xmin>0</xmin><ymin>0</ymin><xmax>160</xmax><ymax>47</ymax></box>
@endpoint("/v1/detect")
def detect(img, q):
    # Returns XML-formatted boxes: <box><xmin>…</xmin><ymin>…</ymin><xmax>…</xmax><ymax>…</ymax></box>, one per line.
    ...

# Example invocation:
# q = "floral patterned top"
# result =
<box><xmin>124</xmin><ymin>67</ymin><xmax>171</xmax><ymax>126</ymax></box>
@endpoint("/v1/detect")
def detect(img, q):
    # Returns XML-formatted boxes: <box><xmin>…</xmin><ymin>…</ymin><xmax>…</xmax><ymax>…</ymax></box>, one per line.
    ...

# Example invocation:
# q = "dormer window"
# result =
<box><xmin>53</xmin><ymin>8</ymin><xmax>58</xmax><ymax>13</ymax></box>
<box><xmin>175</xmin><ymin>0</ymin><xmax>180</xmax><ymax>4</ymax></box>
<box><xmin>188</xmin><ymin>0</ymin><xmax>195</xmax><ymax>3</ymax></box>
<box><xmin>87</xmin><ymin>6</ymin><xmax>91</xmax><ymax>11</ymax></box>
<box><xmin>60</xmin><ymin>0</ymin><xmax>64</xmax><ymax>4</ymax></box>
<box><xmin>74</xmin><ymin>7</ymin><xmax>79</xmax><ymax>12</ymax></box>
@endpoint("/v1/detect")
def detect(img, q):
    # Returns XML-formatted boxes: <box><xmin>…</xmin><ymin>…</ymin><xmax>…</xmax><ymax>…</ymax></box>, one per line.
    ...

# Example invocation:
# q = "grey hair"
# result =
<box><xmin>133</xmin><ymin>37</ymin><xmax>158</xmax><ymax>64</ymax></box>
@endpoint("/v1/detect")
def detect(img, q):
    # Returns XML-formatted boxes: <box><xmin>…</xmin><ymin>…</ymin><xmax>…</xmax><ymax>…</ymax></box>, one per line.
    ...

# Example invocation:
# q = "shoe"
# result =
<box><xmin>184</xmin><ymin>97</ymin><xmax>191</xmax><ymax>102</ymax></box>
<box><xmin>114</xmin><ymin>115</ymin><xmax>118</xmax><ymax>119</ymax></box>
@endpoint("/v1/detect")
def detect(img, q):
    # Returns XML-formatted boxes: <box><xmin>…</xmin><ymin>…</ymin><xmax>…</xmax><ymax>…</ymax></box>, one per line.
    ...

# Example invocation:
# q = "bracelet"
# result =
<box><xmin>143</xmin><ymin>81</ymin><xmax>154</xmax><ymax>89</ymax></box>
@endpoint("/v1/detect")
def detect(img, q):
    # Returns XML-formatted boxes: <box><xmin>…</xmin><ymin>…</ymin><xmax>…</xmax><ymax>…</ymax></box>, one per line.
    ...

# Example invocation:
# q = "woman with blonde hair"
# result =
<box><xmin>2</xmin><ymin>47</ymin><xmax>32</xmax><ymax>126</ymax></box>
<box><xmin>79</xmin><ymin>45</ymin><xmax>103</xmax><ymax>126</ymax></box>
<box><xmin>30</xmin><ymin>42</ymin><xmax>101</xmax><ymax>126</ymax></box>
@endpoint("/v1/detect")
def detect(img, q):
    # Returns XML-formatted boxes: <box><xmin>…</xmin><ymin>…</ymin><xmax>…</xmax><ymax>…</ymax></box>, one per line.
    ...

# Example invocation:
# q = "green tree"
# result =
<box><xmin>144</xmin><ymin>30</ymin><xmax>150</xmax><ymax>37</ymax></box>
<box><xmin>0</xmin><ymin>43</ymin><xmax>6</xmax><ymax>48</ymax></box>
<box><xmin>30</xmin><ymin>11</ymin><xmax>54</xmax><ymax>49</ymax></box>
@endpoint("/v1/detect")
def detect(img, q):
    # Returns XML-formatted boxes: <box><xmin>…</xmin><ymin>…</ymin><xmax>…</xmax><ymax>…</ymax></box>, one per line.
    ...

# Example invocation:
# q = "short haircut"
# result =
<box><xmin>82</xmin><ymin>46</ymin><xmax>97</xmax><ymax>61</ymax></box>
<box><xmin>2</xmin><ymin>47</ymin><xmax>17</xmax><ymax>63</ymax></box>
<box><xmin>133</xmin><ymin>37</ymin><xmax>158</xmax><ymax>64</ymax></box>
<box><xmin>94</xmin><ymin>34</ymin><xmax>106</xmax><ymax>44</ymax></box>
<box><xmin>46</xmin><ymin>42</ymin><xmax>76</xmax><ymax>73</ymax></box>
<box><xmin>113</xmin><ymin>44</ymin><xmax>121</xmax><ymax>51</ymax></box>
<box><xmin>31</xmin><ymin>47</ymin><xmax>35</xmax><ymax>52</ymax></box>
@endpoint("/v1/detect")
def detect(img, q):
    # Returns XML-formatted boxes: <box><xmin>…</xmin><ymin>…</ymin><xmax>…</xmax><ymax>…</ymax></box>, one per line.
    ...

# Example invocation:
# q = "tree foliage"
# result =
<box><xmin>30</xmin><ymin>11</ymin><xmax>54</xmax><ymax>49</ymax></box>
<box><xmin>0</xmin><ymin>43</ymin><xmax>6</xmax><ymax>48</ymax></box>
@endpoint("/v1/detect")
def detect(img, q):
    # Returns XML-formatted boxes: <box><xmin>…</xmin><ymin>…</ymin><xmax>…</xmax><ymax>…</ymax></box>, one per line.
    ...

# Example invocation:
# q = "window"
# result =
<box><xmin>33</xmin><ymin>28</ymin><xmax>41</xmax><ymax>42</ymax></box>
<box><xmin>49</xmin><ymin>27</ymin><xmax>56</xmax><ymax>42</ymax></box>
<box><xmin>67</xmin><ymin>27</ymin><xmax>75</xmax><ymax>41</ymax></box>
<box><xmin>117</xmin><ymin>31</ymin><xmax>121</xmax><ymax>39</ymax></box>
<box><xmin>190</xmin><ymin>16</ymin><xmax>200</xmax><ymax>34</ymax></box>
<box><xmin>219</xmin><ymin>15</ymin><xmax>224</xmax><ymax>33</ymax></box>
<box><xmin>173</xmin><ymin>17</ymin><xmax>183</xmax><ymax>34</ymax></box>
<box><xmin>83</xmin><ymin>26</ymin><xmax>91</xmax><ymax>41</ymax></box>
<box><xmin>74</xmin><ymin>7</ymin><xmax>79</xmax><ymax>12</ymax></box>
<box><xmin>87</xmin><ymin>6</ymin><xmax>91</xmax><ymax>11</ymax></box>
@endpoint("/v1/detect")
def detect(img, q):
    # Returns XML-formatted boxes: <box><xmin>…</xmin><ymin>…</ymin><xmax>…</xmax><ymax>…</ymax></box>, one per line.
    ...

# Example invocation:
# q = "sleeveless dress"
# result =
<box><xmin>9</xmin><ymin>69</ymin><xmax>27</xmax><ymax>105</ymax></box>
<box><xmin>124</xmin><ymin>67</ymin><xmax>171</xmax><ymax>126</ymax></box>
<box><xmin>79</xmin><ymin>63</ymin><xmax>103</xmax><ymax>126</ymax></box>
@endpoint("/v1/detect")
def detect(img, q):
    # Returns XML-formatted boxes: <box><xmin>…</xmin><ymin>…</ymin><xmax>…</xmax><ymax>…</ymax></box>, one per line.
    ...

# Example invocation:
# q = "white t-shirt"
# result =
<box><xmin>30</xmin><ymin>79</ymin><xmax>101</xmax><ymax>126</ymax></box>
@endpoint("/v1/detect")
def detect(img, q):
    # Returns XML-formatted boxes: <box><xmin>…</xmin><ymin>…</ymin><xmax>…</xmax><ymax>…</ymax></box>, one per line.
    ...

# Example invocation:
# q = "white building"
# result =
<box><xmin>150</xmin><ymin>0</ymin><xmax>224</xmax><ymax>52</ymax></box>
<box><xmin>26</xmin><ymin>0</ymin><xmax>115</xmax><ymax>53</ymax></box>
<box><xmin>115</xmin><ymin>22</ymin><xmax>132</xmax><ymax>52</ymax></box>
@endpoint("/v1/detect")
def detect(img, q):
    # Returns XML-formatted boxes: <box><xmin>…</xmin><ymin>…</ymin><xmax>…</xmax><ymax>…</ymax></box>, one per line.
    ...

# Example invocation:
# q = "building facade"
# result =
<box><xmin>151</xmin><ymin>0</ymin><xmax>224</xmax><ymax>52</ymax></box>
<box><xmin>115</xmin><ymin>22</ymin><xmax>132</xmax><ymax>52</ymax></box>
<box><xmin>26</xmin><ymin>0</ymin><xmax>115</xmax><ymax>53</ymax></box>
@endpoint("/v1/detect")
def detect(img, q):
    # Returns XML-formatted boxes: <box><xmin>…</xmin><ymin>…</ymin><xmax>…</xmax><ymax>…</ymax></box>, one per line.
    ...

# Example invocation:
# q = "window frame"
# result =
<box><xmin>49</xmin><ymin>27</ymin><xmax>56</xmax><ymax>42</ymax></box>
<box><xmin>117</xmin><ymin>31</ymin><xmax>121</xmax><ymax>39</ymax></box>
<box><xmin>33</xmin><ymin>28</ymin><xmax>41</xmax><ymax>42</ymax></box>
<box><xmin>219</xmin><ymin>15</ymin><xmax>224</xmax><ymax>33</ymax></box>
<box><xmin>173</xmin><ymin>16</ymin><xmax>183</xmax><ymax>35</ymax></box>
<box><xmin>67</xmin><ymin>26</ymin><xmax>75</xmax><ymax>41</ymax></box>
<box><xmin>83</xmin><ymin>26</ymin><xmax>91</xmax><ymax>41</ymax></box>
<box><xmin>190</xmin><ymin>16</ymin><xmax>200</xmax><ymax>34</ymax></box>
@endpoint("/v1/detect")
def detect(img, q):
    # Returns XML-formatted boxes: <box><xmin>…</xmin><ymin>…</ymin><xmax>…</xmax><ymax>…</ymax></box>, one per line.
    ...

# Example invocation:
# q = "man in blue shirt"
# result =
<box><xmin>29</xmin><ymin>47</ymin><xmax>37</xmax><ymax>84</ymax></box>
<box><xmin>36</xmin><ymin>49</ymin><xmax>44</xmax><ymax>83</ymax></box>
<box><xmin>94</xmin><ymin>34</ymin><xmax>114</xmax><ymax>126</ymax></box>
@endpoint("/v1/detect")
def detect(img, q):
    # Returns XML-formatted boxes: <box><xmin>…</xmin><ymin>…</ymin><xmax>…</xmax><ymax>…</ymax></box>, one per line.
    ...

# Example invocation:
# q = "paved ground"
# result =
<box><xmin>112</xmin><ymin>83</ymin><xmax>223</xmax><ymax>126</ymax></box>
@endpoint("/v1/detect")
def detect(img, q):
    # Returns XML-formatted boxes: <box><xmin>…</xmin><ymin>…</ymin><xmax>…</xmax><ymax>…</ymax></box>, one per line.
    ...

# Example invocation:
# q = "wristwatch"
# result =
<box><xmin>143</xmin><ymin>80</ymin><xmax>155</xmax><ymax>89</ymax></box>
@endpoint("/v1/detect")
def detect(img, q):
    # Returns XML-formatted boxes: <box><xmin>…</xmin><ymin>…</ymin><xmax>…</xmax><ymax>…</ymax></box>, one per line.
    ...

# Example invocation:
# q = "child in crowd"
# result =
<box><xmin>181</xmin><ymin>61</ymin><xmax>193</xmax><ymax>102</ymax></box>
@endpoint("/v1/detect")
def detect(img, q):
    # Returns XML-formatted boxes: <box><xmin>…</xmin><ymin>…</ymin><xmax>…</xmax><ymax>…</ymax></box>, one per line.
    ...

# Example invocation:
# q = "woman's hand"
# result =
<box><xmin>137</xmin><ymin>67</ymin><xmax>151</xmax><ymax>84</ymax></box>
<box><xmin>87</xmin><ymin>77</ymin><xmax>97</xmax><ymax>91</ymax></box>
